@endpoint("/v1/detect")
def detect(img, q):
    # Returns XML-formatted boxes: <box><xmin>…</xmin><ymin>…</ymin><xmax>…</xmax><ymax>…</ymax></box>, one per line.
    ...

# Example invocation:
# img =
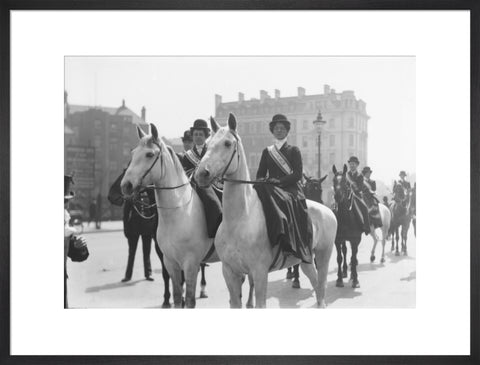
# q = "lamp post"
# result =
<box><xmin>313</xmin><ymin>111</ymin><xmax>326</xmax><ymax>178</ymax></box>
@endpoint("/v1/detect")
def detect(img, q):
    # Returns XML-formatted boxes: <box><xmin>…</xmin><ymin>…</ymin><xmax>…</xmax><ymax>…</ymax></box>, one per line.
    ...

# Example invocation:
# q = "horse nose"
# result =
<box><xmin>201</xmin><ymin>168</ymin><xmax>210</xmax><ymax>178</ymax></box>
<box><xmin>122</xmin><ymin>181</ymin><xmax>134</xmax><ymax>196</ymax></box>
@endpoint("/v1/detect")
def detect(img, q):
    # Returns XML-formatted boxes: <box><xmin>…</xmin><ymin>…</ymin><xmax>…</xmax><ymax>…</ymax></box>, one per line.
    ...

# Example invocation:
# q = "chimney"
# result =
<box><xmin>122</xmin><ymin>99</ymin><xmax>126</xmax><ymax>108</ymax></box>
<box><xmin>215</xmin><ymin>94</ymin><xmax>222</xmax><ymax>109</ymax></box>
<box><xmin>141</xmin><ymin>106</ymin><xmax>146</xmax><ymax>121</ymax></box>
<box><xmin>275</xmin><ymin>89</ymin><xmax>281</xmax><ymax>99</ymax></box>
<box><xmin>297</xmin><ymin>87</ymin><xmax>306</xmax><ymax>97</ymax></box>
<box><xmin>64</xmin><ymin>90</ymin><xmax>68</xmax><ymax>104</ymax></box>
<box><xmin>260</xmin><ymin>90</ymin><xmax>269</xmax><ymax>103</ymax></box>
<box><xmin>238</xmin><ymin>92</ymin><xmax>245</xmax><ymax>102</ymax></box>
<box><xmin>324</xmin><ymin>84</ymin><xmax>330</xmax><ymax>94</ymax></box>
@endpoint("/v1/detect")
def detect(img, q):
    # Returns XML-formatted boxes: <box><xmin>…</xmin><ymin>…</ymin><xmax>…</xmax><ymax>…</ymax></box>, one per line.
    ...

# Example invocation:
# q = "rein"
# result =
<box><xmin>219</xmin><ymin>131</ymin><xmax>276</xmax><ymax>185</ymax></box>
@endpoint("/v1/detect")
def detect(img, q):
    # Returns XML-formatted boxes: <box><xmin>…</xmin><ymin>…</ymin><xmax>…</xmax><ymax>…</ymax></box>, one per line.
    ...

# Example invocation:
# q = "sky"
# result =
<box><xmin>65</xmin><ymin>56</ymin><xmax>415</xmax><ymax>183</ymax></box>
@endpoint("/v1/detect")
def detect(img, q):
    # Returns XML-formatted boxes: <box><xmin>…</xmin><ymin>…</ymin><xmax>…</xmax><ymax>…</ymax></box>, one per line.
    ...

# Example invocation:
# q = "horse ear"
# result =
<box><xmin>343</xmin><ymin>164</ymin><xmax>347</xmax><ymax>174</ymax></box>
<box><xmin>228</xmin><ymin>113</ymin><xmax>237</xmax><ymax>131</ymax></box>
<box><xmin>320</xmin><ymin>174</ymin><xmax>328</xmax><ymax>183</ymax></box>
<box><xmin>332</xmin><ymin>165</ymin><xmax>337</xmax><ymax>174</ymax></box>
<box><xmin>210</xmin><ymin>116</ymin><xmax>219</xmax><ymax>133</ymax></box>
<box><xmin>137</xmin><ymin>125</ymin><xmax>146</xmax><ymax>139</ymax></box>
<box><xmin>150</xmin><ymin>123</ymin><xmax>159</xmax><ymax>141</ymax></box>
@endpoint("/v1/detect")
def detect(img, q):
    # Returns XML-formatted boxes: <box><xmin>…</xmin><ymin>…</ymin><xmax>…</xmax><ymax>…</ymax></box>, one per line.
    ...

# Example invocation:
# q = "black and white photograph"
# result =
<box><xmin>6</xmin><ymin>8</ymin><xmax>474</xmax><ymax>360</ymax></box>
<box><xmin>64</xmin><ymin>56</ymin><xmax>416</xmax><ymax>309</ymax></box>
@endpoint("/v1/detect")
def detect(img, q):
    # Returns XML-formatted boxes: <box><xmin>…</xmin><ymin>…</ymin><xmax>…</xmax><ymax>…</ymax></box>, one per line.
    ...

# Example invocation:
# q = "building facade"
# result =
<box><xmin>214</xmin><ymin>85</ymin><xmax>370</xmax><ymax>205</ymax></box>
<box><xmin>64</xmin><ymin>92</ymin><xmax>149</xmax><ymax>219</ymax></box>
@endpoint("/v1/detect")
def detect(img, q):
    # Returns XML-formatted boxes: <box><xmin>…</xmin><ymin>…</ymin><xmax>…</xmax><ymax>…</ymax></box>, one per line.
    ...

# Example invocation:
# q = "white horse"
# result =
<box><xmin>121</xmin><ymin>124</ymin><xmax>219</xmax><ymax>308</ymax></box>
<box><xmin>368</xmin><ymin>204</ymin><xmax>392</xmax><ymax>263</ymax></box>
<box><xmin>195</xmin><ymin>113</ymin><xmax>337</xmax><ymax>308</ymax></box>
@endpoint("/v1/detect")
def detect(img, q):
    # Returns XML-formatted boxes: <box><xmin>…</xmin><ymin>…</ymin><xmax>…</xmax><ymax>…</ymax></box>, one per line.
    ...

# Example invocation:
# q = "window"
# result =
<box><xmin>249</xmin><ymin>122</ymin><xmax>255</xmax><ymax>134</ymax></box>
<box><xmin>329</xmin><ymin>152</ymin><xmax>335</xmax><ymax>165</ymax></box>
<box><xmin>303</xmin><ymin>120</ymin><xmax>309</xmax><ymax>130</ymax></box>
<box><xmin>329</xmin><ymin>134</ymin><xmax>335</xmax><ymax>147</ymax></box>
<box><xmin>349</xmin><ymin>134</ymin><xmax>354</xmax><ymax>147</ymax></box>
<box><xmin>349</xmin><ymin>117</ymin><xmax>355</xmax><ymax>128</ymax></box>
<box><xmin>302</xmin><ymin>136</ymin><xmax>308</xmax><ymax>148</ymax></box>
<box><xmin>329</xmin><ymin>118</ymin><xmax>335</xmax><ymax>129</ymax></box>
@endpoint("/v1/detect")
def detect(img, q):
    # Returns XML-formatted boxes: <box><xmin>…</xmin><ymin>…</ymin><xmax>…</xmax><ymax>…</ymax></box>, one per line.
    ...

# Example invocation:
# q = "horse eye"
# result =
<box><xmin>225</xmin><ymin>141</ymin><xmax>232</xmax><ymax>148</ymax></box>
<box><xmin>146</xmin><ymin>152</ymin><xmax>155</xmax><ymax>158</ymax></box>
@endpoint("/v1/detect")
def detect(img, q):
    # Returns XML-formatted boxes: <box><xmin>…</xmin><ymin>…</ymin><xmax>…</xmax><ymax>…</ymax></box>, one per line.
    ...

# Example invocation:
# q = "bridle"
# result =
<box><xmin>217</xmin><ymin>130</ymin><xmax>275</xmax><ymax>185</ymax></box>
<box><xmin>129</xmin><ymin>140</ymin><xmax>191</xmax><ymax>211</ymax></box>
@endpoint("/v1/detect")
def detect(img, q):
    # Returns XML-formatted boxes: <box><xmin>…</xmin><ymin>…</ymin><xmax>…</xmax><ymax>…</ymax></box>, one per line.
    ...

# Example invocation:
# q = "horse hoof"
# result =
<box><xmin>161</xmin><ymin>302</ymin><xmax>171</xmax><ymax>309</ymax></box>
<box><xmin>292</xmin><ymin>280</ymin><xmax>300</xmax><ymax>289</ymax></box>
<box><xmin>395</xmin><ymin>251</ymin><xmax>400</xmax><ymax>256</ymax></box>
<box><xmin>380</xmin><ymin>257</ymin><xmax>385</xmax><ymax>263</ymax></box>
<box><xmin>200</xmin><ymin>292</ymin><xmax>208</xmax><ymax>299</ymax></box>
<box><xmin>286</xmin><ymin>272</ymin><xmax>294</xmax><ymax>280</ymax></box>
<box><xmin>352</xmin><ymin>280</ymin><xmax>360</xmax><ymax>288</ymax></box>
<box><xmin>370</xmin><ymin>255</ymin><xmax>375</xmax><ymax>263</ymax></box>
<box><xmin>342</xmin><ymin>271</ymin><xmax>348</xmax><ymax>278</ymax></box>
<box><xmin>182</xmin><ymin>298</ymin><xmax>186</xmax><ymax>308</ymax></box>
<box><xmin>317</xmin><ymin>300</ymin><xmax>327</xmax><ymax>308</ymax></box>
<box><xmin>403</xmin><ymin>251</ymin><xmax>408</xmax><ymax>256</ymax></box>
<box><xmin>336</xmin><ymin>279</ymin><xmax>344</xmax><ymax>287</ymax></box>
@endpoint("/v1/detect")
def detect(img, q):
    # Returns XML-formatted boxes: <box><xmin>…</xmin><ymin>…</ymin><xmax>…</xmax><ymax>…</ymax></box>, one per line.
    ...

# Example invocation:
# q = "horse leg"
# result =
<box><xmin>286</xmin><ymin>267</ymin><xmax>293</xmax><ymax>280</ymax></box>
<box><xmin>246</xmin><ymin>273</ymin><xmax>255</xmax><ymax>309</ymax></box>
<box><xmin>335</xmin><ymin>241</ymin><xmax>344</xmax><ymax>287</ymax></box>
<box><xmin>350</xmin><ymin>240</ymin><xmax>360</xmax><ymax>288</ymax></box>
<box><xmin>413</xmin><ymin>218</ymin><xmax>416</xmax><ymax>237</ymax></box>
<box><xmin>300</xmin><ymin>262</ymin><xmax>319</xmax><ymax>301</ymax></box>
<box><xmin>252</xmin><ymin>268</ymin><xmax>269</xmax><ymax>308</ymax></box>
<box><xmin>163</xmin><ymin>258</ymin><xmax>184</xmax><ymax>308</ymax></box>
<box><xmin>222</xmin><ymin>263</ymin><xmax>243</xmax><ymax>308</ymax></box>
<box><xmin>154</xmin><ymin>242</ymin><xmax>171</xmax><ymax>308</ymax></box>
<box><xmin>395</xmin><ymin>227</ymin><xmax>400</xmax><ymax>256</ymax></box>
<box><xmin>341</xmin><ymin>241</ymin><xmax>348</xmax><ymax>278</ymax></box>
<box><xmin>199</xmin><ymin>263</ymin><xmax>208</xmax><ymax>298</ymax></box>
<box><xmin>292</xmin><ymin>264</ymin><xmax>300</xmax><ymax>289</ymax></box>
<box><xmin>402</xmin><ymin>223</ymin><xmax>408</xmax><ymax>256</ymax></box>
<box><xmin>380</xmin><ymin>227</ymin><xmax>387</xmax><ymax>263</ymax></box>
<box><xmin>370</xmin><ymin>225</ymin><xmax>378</xmax><ymax>263</ymax></box>
<box><xmin>311</xmin><ymin>243</ymin><xmax>334</xmax><ymax>308</ymax></box>
<box><xmin>183</xmin><ymin>262</ymin><xmax>199</xmax><ymax>309</ymax></box>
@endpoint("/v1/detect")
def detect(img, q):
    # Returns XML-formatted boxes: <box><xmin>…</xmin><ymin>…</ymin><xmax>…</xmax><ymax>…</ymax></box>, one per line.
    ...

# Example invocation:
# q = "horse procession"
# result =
<box><xmin>64</xmin><ymin>113</ymin><xmax>416</xmax><ymax>309</ymax></box>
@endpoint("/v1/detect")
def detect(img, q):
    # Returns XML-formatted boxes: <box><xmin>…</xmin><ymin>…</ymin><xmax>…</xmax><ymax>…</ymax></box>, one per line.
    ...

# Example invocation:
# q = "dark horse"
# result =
<box><xmin>331</xmin><ymin>165</ymin><xmax>364</xmax><ymax>288</ymax></box>
<box><xmin>286</xmin><ymin>174</ymin><xmax>328</xmax><ymax>288</ymax></box>
<box><xmin>389</xmin><ymin>182</ymin><xmax>412</xmax><ymax>256</ymax></box>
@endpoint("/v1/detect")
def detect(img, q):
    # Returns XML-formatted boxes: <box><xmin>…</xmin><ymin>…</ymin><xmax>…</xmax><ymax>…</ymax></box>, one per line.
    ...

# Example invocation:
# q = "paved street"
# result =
<box><xmin>68</xmin><ymin>222</ymin><xmax>415</xmax><ymax>308</ymax></box>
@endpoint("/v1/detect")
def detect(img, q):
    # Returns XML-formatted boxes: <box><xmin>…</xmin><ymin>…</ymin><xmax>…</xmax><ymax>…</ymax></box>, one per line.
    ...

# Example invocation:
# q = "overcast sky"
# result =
<box><xmin>65</xmin><ymin>56</ymin><xmax>415</xmax><ymax>183</ymax></box>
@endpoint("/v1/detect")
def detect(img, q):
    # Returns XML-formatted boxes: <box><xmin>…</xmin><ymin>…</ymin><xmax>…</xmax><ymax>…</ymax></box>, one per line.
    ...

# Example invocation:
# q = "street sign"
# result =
<box><xmin>66</xmin><ymin>145</ymin><xmax>95</xmax><ymax>189</ymax></box>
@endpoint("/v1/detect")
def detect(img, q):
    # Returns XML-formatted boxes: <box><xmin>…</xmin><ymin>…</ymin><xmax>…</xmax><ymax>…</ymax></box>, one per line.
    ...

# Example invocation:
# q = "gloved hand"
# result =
<box><xmin>267</xmin><ymin>178</ymin><xmax>280</xmax><ymax>185</ymax></box>
<box><xmin>72</xmin><ymin>236</ymin><xmax>87</xmax><ymax>249</ymax></box>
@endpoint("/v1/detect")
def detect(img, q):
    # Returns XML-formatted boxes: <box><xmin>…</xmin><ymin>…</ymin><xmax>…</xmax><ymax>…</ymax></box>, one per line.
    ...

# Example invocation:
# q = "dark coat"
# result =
<box><xmin>180</xmin><ymin>145</ymin><xmax>222</xmax><ymax>238</ymax></box>
<box><xmin>123</xmin><ymin>189</ymin><xmax>157</xmax><ymax>238</ymax></box>
<box><xmin>344</xmin><ymin>170</ymin><xmax>371</xmax><ymax>234</ymax></box>
<box><xmin>256</xmin><ymin>143</ymin><xmax>305</xmax><ymax>199</ymax></box>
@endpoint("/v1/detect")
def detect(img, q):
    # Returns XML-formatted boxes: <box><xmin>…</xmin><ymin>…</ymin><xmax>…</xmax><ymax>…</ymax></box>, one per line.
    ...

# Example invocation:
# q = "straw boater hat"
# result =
<box><xmin>348</xmin><ymin>156</ymin><xmax>360</xmax><ymax>165</ymax></box>
<box><xmin>181</xmin><ymin>130</ymin><xmax>193</xmax><ymax>142</ymax></box>
<box><xmin>64</xmin><ymin>174</ymin><xmax>75</xmax><ymax>200</ymax></box>
<box><xmin>190</xmin><ymin>119</ymin><xmax>210</xmax><ymax>138</ymax></box>
<box><xmin>269</xmin><ymin>114</ymin><xmax>291</xmax><ymax>133</ymax></box>
<box><xmin>362</xmin><ymin>166</ymin><xmax>372</xmax><ymax>174</ymax></box>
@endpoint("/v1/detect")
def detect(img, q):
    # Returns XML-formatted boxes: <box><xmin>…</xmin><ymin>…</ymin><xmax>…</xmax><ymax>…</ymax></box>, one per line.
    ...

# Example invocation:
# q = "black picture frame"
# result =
<box><xmin>1</xmin><ymin>1</ymin><xmax>478</xmax><ymax>364</ymax></box>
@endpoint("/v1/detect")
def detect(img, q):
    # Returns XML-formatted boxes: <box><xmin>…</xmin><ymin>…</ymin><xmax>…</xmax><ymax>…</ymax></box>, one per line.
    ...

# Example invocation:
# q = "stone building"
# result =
<box><xmin>64</xmin><ymin>92</ymin><xmax>149</xmax><ymax>219</ymax></box>
<box><xmin>214</xmin><ymin>85</ymin><xmax>370</xmax><ymax>205</ymax></box>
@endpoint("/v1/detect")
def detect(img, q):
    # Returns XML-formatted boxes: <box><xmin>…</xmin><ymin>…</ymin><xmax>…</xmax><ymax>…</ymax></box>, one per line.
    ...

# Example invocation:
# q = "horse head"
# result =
<box><xmin>392</xmin><ymin>181</ymin><xmax>406</xmax><ymax>201</ymax></box>
<box><xmin>303</xmin><ymin>174</ymin><xmax>328</xmax><ymax>203</ymax></box>
<box><xmin>332</xmin><ymin>164</ymin><xmax>348</xmax><ymax>204</ymax></box>
<box><xmin>195</xmin><ymin>113</ymin><xmax>243</xmax><ymax>188</ymax></box>
<box><xmin>121</xmin><ymin>123</ymin><xmax>169</xmax><ymax>198</ymax></box>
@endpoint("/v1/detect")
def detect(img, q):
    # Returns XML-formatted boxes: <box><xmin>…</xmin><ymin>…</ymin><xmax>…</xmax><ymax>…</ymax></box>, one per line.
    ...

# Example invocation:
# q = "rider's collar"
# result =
<box><xmin>195</xmin><ymin>144</ymin><xmax>206</xmax><ymax>152</ymax></box>
<box><xmin>274</xmin><ymin>137</ymin><xmax>287</xmax><ymax>150</ymax></box>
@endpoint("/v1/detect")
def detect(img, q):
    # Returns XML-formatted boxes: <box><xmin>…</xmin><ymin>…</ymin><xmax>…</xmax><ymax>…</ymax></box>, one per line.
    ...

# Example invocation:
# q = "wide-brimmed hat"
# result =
<box><xmin>399</xmin><ymin>170</ymin><xmax>407</xmax><ymax>177</ymax></box>
<box><xmin>362</xmin><ymin>166</ymin><xmax>372</xmax><ymax>174</ymax></box>
<box><xmin>190</xmin><ymin>119</ymin><xmax>210</xmax><ymax>137</ymax></box>
<box><xmin>269</xmin><ymin>114</ymin><xmax>291</xmax><ymax>133</ymax></box>
<box><xmin>64</xmin><ymin>174</ymin><xmax>75</xmax><ymax>200</ymax></box>
<box><xmin>181</xmin><ymin>130</ymin><xmax>193</xmax><ymax>142</ymax></box>
<box><xmin>348</xmin><ymin>156</ymin><xmax>360</xmax><ymax>164</ymax></box>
